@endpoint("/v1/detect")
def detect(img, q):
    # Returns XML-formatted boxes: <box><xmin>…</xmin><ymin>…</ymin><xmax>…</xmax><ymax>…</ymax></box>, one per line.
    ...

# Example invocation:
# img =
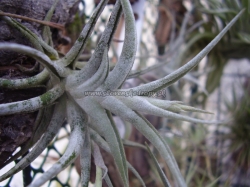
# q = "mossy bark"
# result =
<box><xmin>0</xmin><ymin>0</ymin><xmax>79</xmax><ymax>167</ymax></box>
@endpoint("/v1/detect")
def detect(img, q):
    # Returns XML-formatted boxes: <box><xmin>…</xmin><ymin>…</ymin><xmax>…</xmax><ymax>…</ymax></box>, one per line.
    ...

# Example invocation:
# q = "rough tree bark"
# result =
<box><xmin>0</xmin><ymin>0</ymin><xmax>80</xmax><ymax>167</ymax></box>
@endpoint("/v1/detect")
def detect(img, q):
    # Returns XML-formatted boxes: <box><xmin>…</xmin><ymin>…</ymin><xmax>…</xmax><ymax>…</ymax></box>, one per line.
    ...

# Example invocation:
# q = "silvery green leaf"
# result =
<box><xmin>0</xmin><ymin>96</ymin><xmax>66</xmax><ymax>182</ymax></box>
<box><xmin>145</xmin><ymin>143</ymin><xmax>171</xmax><ymax>187</ymax></box>
<box><xmin>79</xmin><ymin>97</ymin><xmax>129</xmax><ymax>187</ymax></box>
<box><xmin>0</xmin><ymin>84</ymin><xmax>64</xmax><ymax>116</ymax></box>
<box><xmin>121</xmin><ymin>9</ymin><xmax>245</xmax><ymax>95</ymax></box>
<box><xmin>0</xmin><ymin>69</ymin><xmax>49</xmax><ymax>89</ymax></box>
<box><xmin>80</xmin><ymin>127</ymin><xmax>91</xmax><ymax>187</ymax></box>
<box><xmin>60</xmin><ymin>0</ymin><xmax>109</xmax><ymax>67</ymax></box>
<box><xmin>98</xmin><ymin>96</ymin><xmax>186</xmax><ymax>187</ymax></box>
<box><xmin>65</xmin><ymin>1</ymin><xmax>122</xmax><ymax>87</ymax></box>
<box><xmin>102</xmin><ymin>0</ymin><xmax>137</xmax><ymax>90</ymax></box>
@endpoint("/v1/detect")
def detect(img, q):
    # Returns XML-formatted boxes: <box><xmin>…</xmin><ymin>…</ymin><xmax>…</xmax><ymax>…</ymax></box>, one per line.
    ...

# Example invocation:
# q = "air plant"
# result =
<box><xmin>219</xmin><ymin>82</ymin><xmax>250</xmax><ymax>185</ymax></box>
<box><xmin>185</xmin><ymin>0</ymin><xmax>250</xmax><ymax>100</ymax></box>
<box><xmin>0</xmin><ymin>0</ymin><xmax>244</xmax><ymax>186</ymax></box>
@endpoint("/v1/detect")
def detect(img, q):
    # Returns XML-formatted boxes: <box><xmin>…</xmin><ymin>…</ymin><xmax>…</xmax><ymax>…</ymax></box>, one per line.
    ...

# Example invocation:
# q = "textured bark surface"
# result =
<box><xmin>0</xmin><ymin>0</ymin><xmax>79</xmax><ymax>167</ymax></box>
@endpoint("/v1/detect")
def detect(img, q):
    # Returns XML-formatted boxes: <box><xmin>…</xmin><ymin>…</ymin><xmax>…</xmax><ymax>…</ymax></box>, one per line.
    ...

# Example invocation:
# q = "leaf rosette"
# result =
<box><xmin>0</xmin><ymin>0</ymin><xmax>244</xmax><ymax>186</ymax></box>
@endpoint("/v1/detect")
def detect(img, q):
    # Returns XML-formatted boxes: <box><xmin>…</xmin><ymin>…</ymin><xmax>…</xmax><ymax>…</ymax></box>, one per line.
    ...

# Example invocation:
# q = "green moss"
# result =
<box><xmin>22</xmin><ymin>100</ymin><xmax>28</xmax><ymax>106</ymax></box>
<box><xmin>62</xmin><ymin>152</ymin><xmax>76</xmax><ymax>168</ymax></box>
<box><xmin>77</xmin><ymin>35</ymin><xmax>85</xmax><ymax>43</ymax></box>
<box><xmin>27</xmin><ymin>77</ymin><xmax>36</xmax><ymax>85</ymax></box>
<box><xmin>9</xmin><ymin>103</ymin><xmax>19</xmax><ymax>110</ymax></box>
<box><xmin>40</xmin><ymin>92</ymin><xmax>53</xmax><ymax>106</ymax></box>
<box><xmin>1</xmin><ymin>79</ymin><xmax>13</xmax><ymax>87</ymax></box>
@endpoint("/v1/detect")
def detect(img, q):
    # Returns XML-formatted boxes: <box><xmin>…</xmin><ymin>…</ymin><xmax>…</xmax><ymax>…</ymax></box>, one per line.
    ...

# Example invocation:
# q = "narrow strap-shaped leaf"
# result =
<box><xmin>66</xmin><ymin>98</ymin><xmax>89</xmax><ymax>186</ymax></box>
<box><xmin>126</xmin><ymin>162</ymin><xmax>146</xmax><ymax>187</ymax></box>
<box><xmin>117</xmin><ymin>96</ymin><xmax>218</xmax><ymax>124</ymax></box>
<box><xmin>1</xmin><ymin>14</ymin><xmax>59</xmax><ymax>59</ymax></box>
<box><xmin>80</xmin><ymin>127</ymin><xmax>91</xmax><ymax>187</ymax></box>
<box><xmin>144</xmin><ymin>97</ymin><xmax>183</xmax><ymax>105</ymax></box>
<box><xmin>42</xmin><ymin>0</ymin><xmax>60</xmax><ymax>45</ymax></box>
<box><xmin>29</xmin><ymin>98</ymin><xmax>87</xmax><ymax>187</ymax></box>
<box><xmin>135</xmin><ymin>112</ymin><xmax>179</xmax><ymax>169</ymax></box>
<box><xmin>122</xmin><ymin>139</ymin><xmax>147</xmax><ymax>150</ymax></box>
<box><xmin>103</xmin><ymin>173</ymin><xmax>114</xmax><ymax>187</ymax></box>
<box><xmin>78</xmin><ymin>97</ymin><xmax>129</xmax><ymax>187</ymax></box>
<box><xmin>0</xmin><ymin>69</ymin><xmax>49</xmax><ymax>89</ymax></box>
<box><xmin>68</xmin><ymin>48</ymin><xmax>109</xmax><ymax>96</ymax></box>
<box><xmin>90</xmin><ymin>127</ymin><xmax>145</xmax><ymax>187</ymax></box>
<box><xmin>95</xmin><ymin>166</ymin><xmax>103</xmax><ymax>187</ymax></box>
<box><xmin>205</xmin><ymin>177</ymin><xmax>221</xmax><ymax>187</ymax></box>
<box><xmin>145</xmin><ymin>143</ymin><xmax>171</xmax><ymax>187</ymax></box>
<box><xmin>29</xmin><ymin>128</ymin><xmax>82</xmax><ymax>187</ymax></box>
<box><xmin>90</xmin><ymin>128</ymin><xmax>111</xmax><ymax>152</ymax></box>
<box><xmin>142</xmin><ymin>97</ymin><xmax>183</xmax><ymax>112</ymax></box>
<box><xmin>66</xmin><ymin>97</ymin><xmax>88</xmax><ymax>130</ymax></box>
<box><xmin>128</xmin><ymin>60</ymin><xmax>171</xmax><ymax>79</ymax></box>
<box><xmin>0</xmin><ymin>85</ymin><xmax>64</xmax><ymax>116</ymax></box>
<box><xmin>176</xmin><ymin>104</ymin><xmax>213</xmax><ymax>114</ymax></box>
<box><xmin>15</xmin><ymin>61</ymin><xmax>39</xmax><ymax>74</ymax></box>
<box><xmin>0</xmin><ymin>106</ymin><xmax>53</xmax><ymax>169</ymax></box>
<box><xmin>144</xmin><ymin>97</ymin><xmax>212</xmax><ymax>114</ymax></box>
<box><xmin>92</xmin><ymin>142</ymin><xmax>108</xmax><ymax>179</ymax></box>
<box><xmin>0</xmin><ymin>43</ymin><xmax>62</xmax><ymax>81</ymax></box>
<box><xmin>0</xmin><ymin>96</ymin><xmax>66</xmax><ymax>182</ymax></box>
<box><xmin>162</xmin><ymin>67</ymin><xmax>209</xmax><ymax>95</ymax></box>
<box><xmin>0</xmin><ymin>83</ymin><xmax>64</xmax><ymax>116</ymax></box>
<box><xmin>102</xmin><ymin>0</ymin><xmax>137</xmax><ymax>90</ymax></box>
<box><xmin>66</xmin><ymin>1</ymin><xmax>122</xmax><ymax>87</ymax></box>
<box><xmin>60</xmin><ymin>0</ymin><xmax>109</xmax><ymax>67</ymax></box>
<box><xmin>98</xmin><ymin>96</ymin><xmax>186</xmax><ymax>187</ymax></box>
<box><xmin>0</xmin><ymin>108</ymin><xmax>45</xmax><ymax>169</ymax></box>
<box><xmin>106</xmin><ymin>110</ymin><xmax>128</xmax><ymax>180</ymax></box>
<box><xmin>121</xmin><ymin>10</ymin><xmax>244</xmax><ymax>95</ymax></box>
<box><xmin>1</xmin><ymin>14</ymin><xmax>43</xmax><ymax>52</ymax></box>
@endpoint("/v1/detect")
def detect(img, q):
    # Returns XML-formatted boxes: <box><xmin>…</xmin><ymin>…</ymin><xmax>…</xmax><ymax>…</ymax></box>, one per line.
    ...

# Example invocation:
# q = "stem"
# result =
<box><xmin>0</xmin><ymin>11</ymin><xmax>64</xmax><ymax>30</ymax></box>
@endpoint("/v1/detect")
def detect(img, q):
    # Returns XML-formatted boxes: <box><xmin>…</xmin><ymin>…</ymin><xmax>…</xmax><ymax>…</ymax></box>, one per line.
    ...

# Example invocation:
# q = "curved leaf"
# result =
<box><xmin>118</xmin><ymin>96</ymin><xmax>217</xmax><ymax>124</ymax></box>
<box><xmin>60</xmin><ymin>0</ymin><xmax>109</xmax><ymax>67</ymax></box>
<box><xmin>0</xmin><ymin>69</ymin><xmax>49</xmax><ymax>89</ymax></box>
<box><xmin>0</xmin><ymin>96</ymin><xmax>66</xmax><ymax>182</ymax></box>
<box><xmin>1</xmin><ymin>13</ymin><xmax>58</xmax><ymax>59</ymax></box>
<box><xmin>0</xmin><ymin>43</ymin><xmax>62</xmax><ymax>81</ymax></box>
<box><xmin>121</xmin><ymin>9</ymin><xmax>244</xmax><ymax>95</ymax></box>
<box><xmin>29</xmin><ymin>98</ymin><xmax>87</xmax><ymax>187</ymax></box>
<box><xmin>68</xmin><ymin>48</ymin><xmax>109</xmax><ymax>96</ymax></box>
<box><xmin>78</xmin><ymin>97</ymin><xmax>129</xmax><ymax>187</ymax></box>
<box><xmin>66</xmin><ymin>1</ymin><xmax>122</xmax><ymax>87</ymax></box>
<box><xmin>98</xmin><ymin>96</ymin><xmax>186</xmax><ymax>187</ymax></box>
<box><xmin>102</xmin><ymin>0</ymin><xmax>137</xmax><ymax>90</ymax></box>
<box><xmin>145</xmin><ymin>143</ymin><xmax>171</xmax><ymax>187</ymax></box>
<box><xmin>80</xmin><ymin>127</ymin><xmax>91</xmax><ymax>187</ymax></box>
<box><xmin>0</xmin><ymin>83</ymin><xmax>64</xmax><ymax>116</ymax></box>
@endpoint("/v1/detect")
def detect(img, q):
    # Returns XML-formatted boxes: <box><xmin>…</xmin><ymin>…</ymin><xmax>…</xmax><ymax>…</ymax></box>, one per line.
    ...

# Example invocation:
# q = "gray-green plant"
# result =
<box><xmin>0</xmin><ymin>0</ymin><xmax>244</xmax><ymax>186</ymax></box>
<box><xmin>185</xmin><ymin>0</ymin><xmax>250</xmax><ymax>100</ymax></box>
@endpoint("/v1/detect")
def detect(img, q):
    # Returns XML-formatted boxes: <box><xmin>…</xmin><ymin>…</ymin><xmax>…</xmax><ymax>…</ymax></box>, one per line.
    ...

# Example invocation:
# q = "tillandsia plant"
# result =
<box><xmin>184</xmin><ymin>0</ymin><xmax>250</xmax><ymax>102</ymax></box>
<box><xmin>0</xmin><ymin>0</ymin><xmax>244</xmax><ymax>186</ymax></box>
<box><xmin>219</xmin><ymin>82</ymin><xmax>250</xmax><ymax>186</ymax></box>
